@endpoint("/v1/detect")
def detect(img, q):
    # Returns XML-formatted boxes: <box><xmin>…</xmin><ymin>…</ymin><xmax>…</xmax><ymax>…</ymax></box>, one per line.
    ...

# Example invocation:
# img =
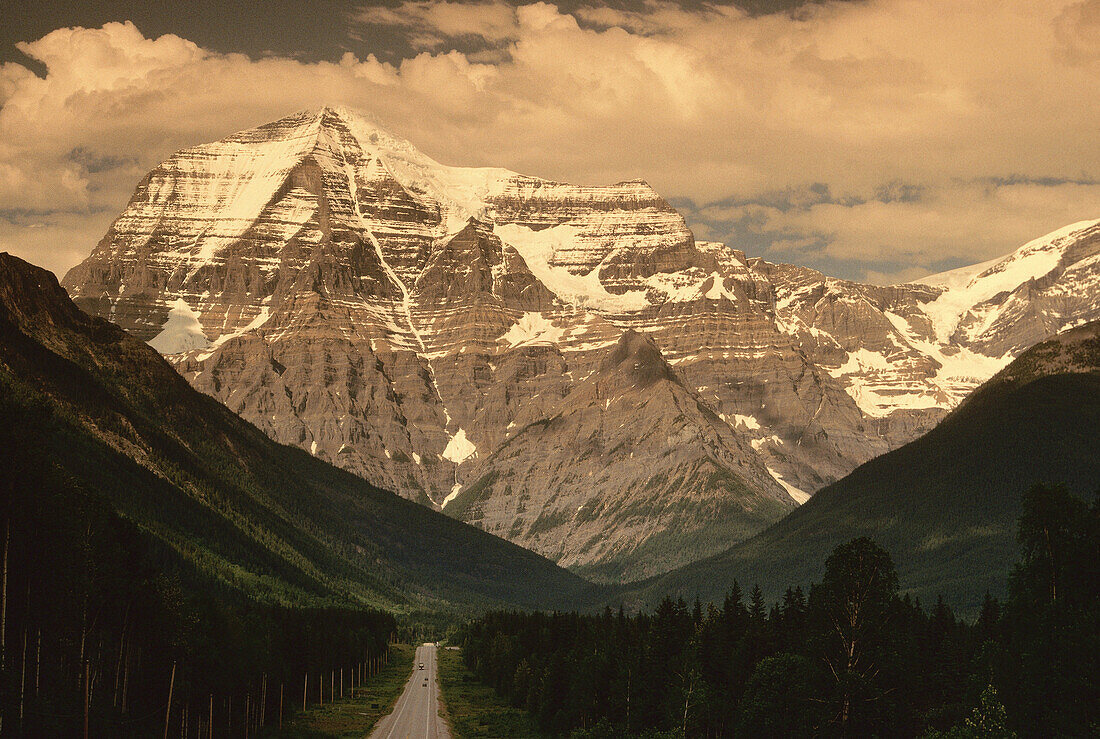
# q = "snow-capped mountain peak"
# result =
<box><xmin>61</xmin><ymin>106</ymin><xmax>1100</xmax><ymax>580</ymax></box>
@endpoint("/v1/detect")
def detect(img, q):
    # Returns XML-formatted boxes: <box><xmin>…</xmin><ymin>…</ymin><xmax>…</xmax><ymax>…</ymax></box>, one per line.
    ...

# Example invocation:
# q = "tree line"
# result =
<box><xmin>461</xmin><ymin>484</ymin><xmax>1098</xmax><ymax>737</ymax></box>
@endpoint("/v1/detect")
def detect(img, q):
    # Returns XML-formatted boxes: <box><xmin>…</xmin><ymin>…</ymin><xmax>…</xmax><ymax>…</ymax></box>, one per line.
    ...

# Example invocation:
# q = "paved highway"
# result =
<box><xmin>370</xmin><ymin>643</ymin><xmax>450</xmax><ymax>739</ymax></box>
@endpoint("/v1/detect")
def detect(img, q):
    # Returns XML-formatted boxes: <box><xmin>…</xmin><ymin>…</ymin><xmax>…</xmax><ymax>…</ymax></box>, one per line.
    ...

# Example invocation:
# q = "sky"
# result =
<box><xmin>1</xmin><ymin>0</ymin><xmax>1097</xmax><ymax>283</ymax></box>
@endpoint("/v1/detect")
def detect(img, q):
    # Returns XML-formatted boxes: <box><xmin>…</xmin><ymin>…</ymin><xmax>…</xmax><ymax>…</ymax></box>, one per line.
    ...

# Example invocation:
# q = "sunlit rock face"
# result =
<box><xmin>449</xmin><ymin>330</ymin><xmax>797</xmax><ymax>582</ymax></box>
<box><xmin>63</xmin><ymin>107</ymin><xmax>1100</xmax><ymax>579</ymax></box>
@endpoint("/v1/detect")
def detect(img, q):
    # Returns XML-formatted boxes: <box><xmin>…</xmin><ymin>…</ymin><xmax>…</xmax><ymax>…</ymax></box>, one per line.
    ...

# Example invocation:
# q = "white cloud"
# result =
<box><xmin>0</xmin><ymin>2</ymin><xmax>1096</xmax><ymax>280</ymax></box>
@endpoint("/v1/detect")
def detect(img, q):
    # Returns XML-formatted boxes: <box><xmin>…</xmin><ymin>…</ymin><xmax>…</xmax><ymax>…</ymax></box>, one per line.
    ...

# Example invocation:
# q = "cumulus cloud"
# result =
<box><xmin>0</xmin><ymin>1</ymin><xmax>1096</xmax><ymax>282</ymax></box>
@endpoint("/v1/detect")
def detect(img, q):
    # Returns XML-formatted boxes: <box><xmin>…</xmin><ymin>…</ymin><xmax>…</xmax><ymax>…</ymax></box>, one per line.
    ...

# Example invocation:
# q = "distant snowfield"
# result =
<box><xmin>913</xmin><ymin>219</ymin><xmax>1095</xmax><ymax>343</ymax></box>
<box><xmin>806</xmin><ymin>217</ymin><xmax>1100</xmax><ymax>418</ymax></box>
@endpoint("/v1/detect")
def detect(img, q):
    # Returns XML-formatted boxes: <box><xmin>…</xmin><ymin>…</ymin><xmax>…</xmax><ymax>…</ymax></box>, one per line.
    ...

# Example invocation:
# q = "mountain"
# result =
<box><xmin>616</xmin><ymin>320</ymin><xmax>1100</xmax><ymax>614</ymax></box>
<box><xmin>445</xmin><ymin>329</ymin><xmax>795</xmax><ymax>582</ymax></box>
<box><xmin>61</xmin><ymin>106</ymin><xmax>1100</xmax><ymax>579</ymax></box>
<box><xmin>0</xmin><ymin>251</ymin><xmax>589</xmax><ymax>613</ymax></box>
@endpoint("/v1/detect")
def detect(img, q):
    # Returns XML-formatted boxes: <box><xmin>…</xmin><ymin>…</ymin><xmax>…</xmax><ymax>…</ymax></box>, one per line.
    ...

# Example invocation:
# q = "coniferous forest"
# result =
<box><xmin>0</xmin><ymin>422</ymin><xmax>395</xmax><ymax>737</ymax></box>
<box><xmin>461</xmin><ymin>485</ymin><xmax>1098</xmax><ymax>738</ymax></box>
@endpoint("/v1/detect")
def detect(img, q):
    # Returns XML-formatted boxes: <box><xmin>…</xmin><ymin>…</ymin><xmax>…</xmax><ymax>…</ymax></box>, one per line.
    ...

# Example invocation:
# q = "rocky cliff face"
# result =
<box><xmin>446</xmin><ymin>330</ymin><xmax>796</xmax><ymax>582</ymax></box>
<box><xmin>63</xmin><ymin>107</ymin><xmax>1100</xmax><ymax>580</ymax></box>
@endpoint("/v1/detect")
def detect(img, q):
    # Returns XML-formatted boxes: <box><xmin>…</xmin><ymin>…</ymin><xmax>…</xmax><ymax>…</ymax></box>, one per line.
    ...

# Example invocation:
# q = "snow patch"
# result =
<box><xmin>703</xmin><ymin>272</ymin><xmax>738</xmax><ymax>301</ymax></box>
<box><xmin>885</xmin><ymin>311</ymin><xmax>1013</xmax><ymax>403</ymax></box>
<box><xmin>914</xmin><ymin>219</ymin><xmax>1098</xmax><ymax>342</ymax></box>
<box><xmin>442</xmin><ymin>428</ymin><xmax>477</xmax><ymax>464</ymax></box>
<box><xmin>641</xmin><ymin>272</ymin><xmax>703</xmax><ymax>302</ymax></box>
<box><xmin>829</xmin><ymin>348</ymin><xmax>891</xmax><ymax>378</ymax></box>
<box><xmin>751</xmin><ymin>435</ymin><xmax>784</xmax><ymax>451</ymax></box>
<box><xmin>193</xmin><ymin>305</ymin><xmax>272</xmax><ymax>361</ymax></box>
<box><xmin>767</xmin><ymin>466</ymin><xmax>811</xmax><ymax>504</ymax></box>
<box><xmin>494</xmin><ymin>223</ymin><xmax>651</xmax><ymax>311</ymax></box>
<box><xmin>733</xmin><ymin>414</ymin><xmax>761</xmax><ymax>431</ymax></box>
<box><xmin>502</xmin><ymin>312</ymin><xmax>564</xmax><ymax>348</ymax></box>
<box><xmin>720</xmin><ymin>413</ymin><xmax>762</xmax><ymax>431</ymax></box>
<box><xmin>148</xmin><ymin>299</ymin><xmax>210</xmax><ymax>354</ymax></box>
<box><xmin>440</xmin><ymin>483</ymin><xmax>463</xmax><ymax>509</ymax></box>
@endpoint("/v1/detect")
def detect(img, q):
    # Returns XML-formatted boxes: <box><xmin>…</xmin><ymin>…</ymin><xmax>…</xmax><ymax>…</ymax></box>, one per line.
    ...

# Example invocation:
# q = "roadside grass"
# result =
<box><xmin>273</xmin><ymin>643</ymin><xmax>415</xmax><ymax>737</ymax></box>
<box><xmin>437</xmin><ymin>646</ymin><xmax>542</xmax><ymax>738</ymax></box>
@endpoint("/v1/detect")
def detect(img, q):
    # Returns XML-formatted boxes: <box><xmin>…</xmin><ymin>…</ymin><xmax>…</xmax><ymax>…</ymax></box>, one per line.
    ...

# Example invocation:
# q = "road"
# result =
<box><xmin>370</xmin><ymin>643</ymin><xmax>450</xmax><ymax>739</ymax></box>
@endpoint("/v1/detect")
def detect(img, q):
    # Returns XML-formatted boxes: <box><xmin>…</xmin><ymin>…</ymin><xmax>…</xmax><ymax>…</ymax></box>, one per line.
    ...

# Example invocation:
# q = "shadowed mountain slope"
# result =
<box><xmin>0</xmin><ymin>252</ymin><xmax>589</xmax><ymax>614</ymax></box>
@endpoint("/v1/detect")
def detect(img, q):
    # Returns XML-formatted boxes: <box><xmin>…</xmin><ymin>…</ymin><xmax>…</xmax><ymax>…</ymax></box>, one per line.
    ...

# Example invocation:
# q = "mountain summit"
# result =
<box><xmin>62</xmin><ymin>107</ymin><xmax>1100</xmax><ymax>579</ymax></box>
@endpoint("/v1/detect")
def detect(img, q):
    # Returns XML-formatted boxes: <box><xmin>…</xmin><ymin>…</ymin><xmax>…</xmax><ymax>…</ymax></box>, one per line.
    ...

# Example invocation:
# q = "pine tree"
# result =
<box><xmin>748</xmin><ymin>586</ymin><xmax>766</xmax><ymax>623</ymax></box>
<box><xmin>975</xmin><ymin>594</ymin><xmax>1000</xmax><ymax>639</ymax></box>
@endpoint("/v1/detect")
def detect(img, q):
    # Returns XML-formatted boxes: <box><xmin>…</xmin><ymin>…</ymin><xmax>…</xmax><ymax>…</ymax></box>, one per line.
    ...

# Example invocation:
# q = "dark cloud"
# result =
<box><xmin>874</xmin><ymin>181</ymin><xmax>924</xmax><ymax>203</ymax></box>
<box><xmin>981</xmin><ymin>174</ymin><xmax>1100</xmax><ymax>188</ymax></box>
<box><xmin>66</xmin><ymin>147</ymin><xmax>135</xmax><ymax>174</ymax></box>
<box><xmin>2</xmin><ymin>0</ymin><xmax>367</xmax><ymax>66</ymax></box>
<box><xmin>6</xmin><ymin>1</ymin><xmax>848</xmax><ymax>70</ymax></box>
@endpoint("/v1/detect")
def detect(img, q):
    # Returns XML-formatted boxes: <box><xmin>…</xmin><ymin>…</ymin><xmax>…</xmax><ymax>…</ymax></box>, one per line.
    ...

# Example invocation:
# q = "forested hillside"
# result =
<box><xmin>463</xmin><ymin>485</ymin><xmax>1098</xmax><ymax>736</ymax></box>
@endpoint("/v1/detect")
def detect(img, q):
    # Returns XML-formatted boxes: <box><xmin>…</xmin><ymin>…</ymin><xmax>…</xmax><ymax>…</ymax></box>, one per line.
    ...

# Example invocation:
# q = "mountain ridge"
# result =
<box><xmin>445</xmin><ymin>329</ymin><xmax>796</xmax><ymax>582</ymax></box>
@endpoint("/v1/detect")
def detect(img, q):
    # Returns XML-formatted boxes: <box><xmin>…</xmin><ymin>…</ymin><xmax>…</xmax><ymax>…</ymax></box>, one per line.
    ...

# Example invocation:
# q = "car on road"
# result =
<box><xmin>418</xmin><ymin>662</ymin><xmax>424</xmax><ymax>670</ymax></box>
